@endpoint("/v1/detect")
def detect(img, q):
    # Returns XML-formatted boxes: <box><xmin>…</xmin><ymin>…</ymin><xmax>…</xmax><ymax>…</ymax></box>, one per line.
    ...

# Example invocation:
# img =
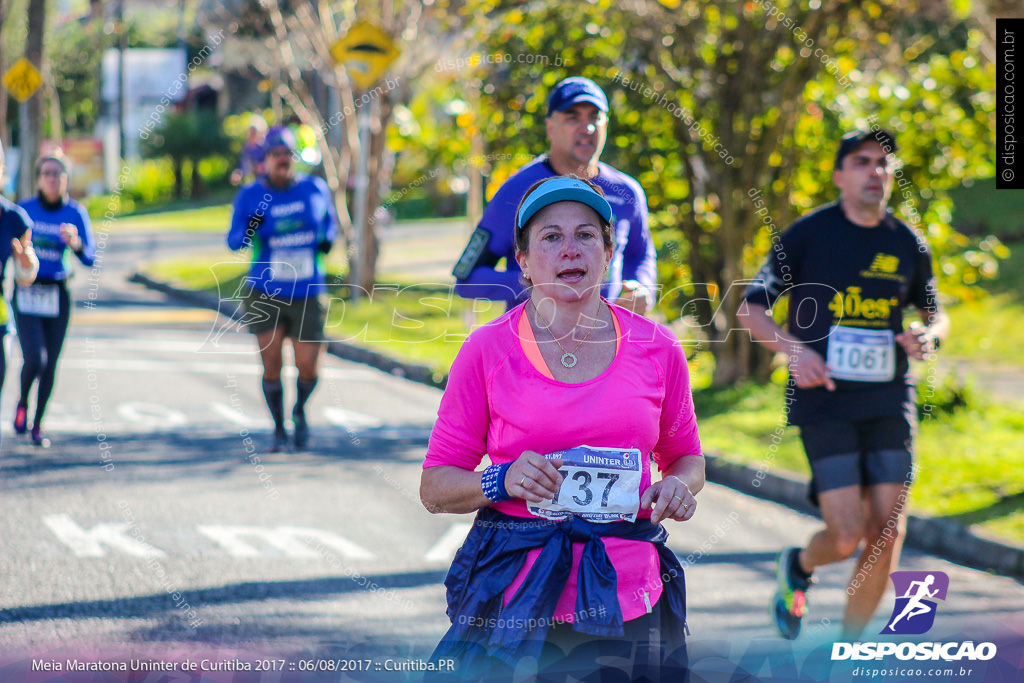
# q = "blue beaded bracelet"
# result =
<box><xmin>481</xmin><ymin>462</ymin><xmax>513</xmax><ymax>503</ymax></box>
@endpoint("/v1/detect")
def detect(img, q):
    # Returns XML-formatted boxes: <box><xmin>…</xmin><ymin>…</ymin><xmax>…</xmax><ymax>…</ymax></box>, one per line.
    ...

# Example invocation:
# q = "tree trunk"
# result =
<box><xmin>46</xmin><ymin>68</ymin><xmax>62</xmax><ymax>142</ymax></box>
<box><xmin>190</xmin><ymin>158</ymin><xmax>203</xmax><ymax>198</ymax></box>
<box><xmin>356</xmin><ymin>96</ymin><xmax>392</xmax><ymax>293</ymax></box>
<box><xmin>18</xmin><ymin>0</ymin><xmax>46</xmax><ymax>199</ymax></box>
<box><xmin>173</xmin><ymin>157</ymin><xmax>184</xmax><ymax>199</ymax></box>
<box><xmin>0</xmin><ymin>0</ymin><xmax>8</xmax><ymax>150</ymax></box>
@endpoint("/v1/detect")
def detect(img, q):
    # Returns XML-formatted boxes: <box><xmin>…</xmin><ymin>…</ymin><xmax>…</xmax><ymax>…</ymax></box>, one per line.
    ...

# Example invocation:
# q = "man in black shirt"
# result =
<box><xmin>738</xmin><ymin>129</ymin><xmax>950</xmax><ymax>640</ymax></box>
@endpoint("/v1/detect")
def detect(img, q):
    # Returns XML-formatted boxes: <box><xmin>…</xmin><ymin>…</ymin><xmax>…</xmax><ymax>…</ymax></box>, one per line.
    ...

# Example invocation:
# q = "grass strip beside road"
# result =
<box><xmin>144</xmin><ymin>255</ymin><xmax>1024</xmax><ymax>547</ymax></box>
<box><xmin>145</xmin><ymin>256</ymin><xmax>505</xmax><ymax>376</ymax></box>
<box><xmin>107</xmin><ymin>204</ymin><xmax>234</xmax><ymax>233</ymax></box>
<box><xmin>694</xmin><ymin>381</ymin><xmax>1024</xmax><ymax>546</ymax></box>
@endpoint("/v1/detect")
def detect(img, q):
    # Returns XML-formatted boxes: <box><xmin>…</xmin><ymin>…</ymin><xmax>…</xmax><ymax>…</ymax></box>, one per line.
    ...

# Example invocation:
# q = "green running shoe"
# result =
<box><xmin>772</xmin><ymin>547</ymin><xmax>811</xmax><ymax>640</ymax></box>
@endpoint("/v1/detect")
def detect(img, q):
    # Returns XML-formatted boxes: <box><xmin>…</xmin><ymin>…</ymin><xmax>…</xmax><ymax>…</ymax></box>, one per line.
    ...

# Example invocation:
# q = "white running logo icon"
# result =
<box><xmin>887</xmin><ymin>574</ymin><xmax>939</xmax><ymax>630</ymax></box>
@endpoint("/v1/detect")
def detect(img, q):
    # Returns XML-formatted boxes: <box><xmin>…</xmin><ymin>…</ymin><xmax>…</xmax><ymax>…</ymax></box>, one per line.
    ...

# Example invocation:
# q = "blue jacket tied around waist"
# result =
<box><xmin>430</xmin><ymin>507</ymin><xmax>688</xmax><ymax>668</ymax></box>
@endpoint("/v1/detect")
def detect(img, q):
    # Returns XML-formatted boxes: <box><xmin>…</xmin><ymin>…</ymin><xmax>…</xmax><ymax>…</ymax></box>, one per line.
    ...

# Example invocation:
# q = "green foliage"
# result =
<box><xmin>140</xmin><ymin>110</ymin><xmax>232</xmax><ymax>199</ymax></box>
<box><xmin>33</xmin><ymin>9</ymin><xmax>186</xmax><ymax>136</ymax></box>
<box><xmin>109</xmin><ymin>203</ymin><xmax>232</xmax><ymax>233</ymax></box>
<box><xmin>918</xmin><ymin>373</ymin><xmax>984</xmax><ymax>420</ymax></box>
<box><xmin>940</xmin><ymin>239</ymin><xmax>1023</xmax><ymax>366</ymax></box>
<box><xmin>452</xmin><ymin>0</ymin><xmax>1003</xmax><ymax>383</ymax></box>
<box><xmin>949</xmin><ymin>177</ymin><xmax>1024</xmax><ymax>240</ymax></box>
<box><xmin>47</xmin><ymin>19</ymin><xmax>105</xmax><ymax>134</ymax></box>
<box><xmin>691</xmin><ymin>378</ymin><xmax>1024</xmax><ymax>544</ymax></box>
<box><xmin>802</xmin><ymin>22</ymin><xmax>1004</xmax><ymax>304</ymax></box>
<box><xmin>141</xmin><ymin>110</ymin><xmax>231</xmax><ymax>164</ymax></box>
<box><xmin>387</xmin><ymin>79</ymin><xmax>477</xmax><ymax>212</ymax></box>
<box><xmin>86</xmin><ymin>158</ymin><xmax>232</xmax><ymax>212</ymax></box>
<box><xmin>124</xmin><ymin>158</ymin><xmax>176</xmax><ymax>204</ymax></box>
<box><xmin>81</xmin><ymin>192</ymin><xmax>136</xmax><ymax>221</ymax></box>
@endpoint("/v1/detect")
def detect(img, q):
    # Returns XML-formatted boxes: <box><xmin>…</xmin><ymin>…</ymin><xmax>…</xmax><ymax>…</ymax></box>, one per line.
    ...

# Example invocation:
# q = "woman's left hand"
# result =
<box><xmin>642</xmin><ymin>475</ymin><xmax>696</xmax><ymax>524</ymax></box>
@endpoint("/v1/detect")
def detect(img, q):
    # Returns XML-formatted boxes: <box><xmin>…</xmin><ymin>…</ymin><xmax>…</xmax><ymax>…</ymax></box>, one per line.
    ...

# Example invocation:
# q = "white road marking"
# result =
<box><xmin>58</xmin><ymin>357</ymin><xmax>379</xmax><ymax>380</ymax></box>
<box><xmin>323</xmin><ymin>406</ymin><xmax>383</xmax><ymax>429</ymax></box>
<box><xmin>116</xmin><ymin>402</ymin><xmax>189</xmax><ymax>427</ymax></box>
<box><xmin>210</xmin><ymin>402</ymin><xmax>272</xmax><ymax>428</ymax></box>
<box><xmin>70</xmin><ymin>338</ymin><xmax>254</xmax><ymax>354</ymax></box>
<box><xmin>424</xmin><ymin>523</ymin><xmax>473</xmax><ymax>563</ymax></box>
<box><xmin>43</xmin><ymin>514</ymin><xmax>166</xmax><ymax>558</ymax></box>
<box><xmin>196</xmin><ymin>525</ymin><xmax>375</xmax><ymax>559</ymax></box>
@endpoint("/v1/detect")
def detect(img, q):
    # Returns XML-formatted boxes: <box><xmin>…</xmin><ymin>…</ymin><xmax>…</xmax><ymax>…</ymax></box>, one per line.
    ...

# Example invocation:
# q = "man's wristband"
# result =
<box><xmin>481</xmin><ymin>463</ymin><xmax>513</xmax><ymax>503</ymax></box>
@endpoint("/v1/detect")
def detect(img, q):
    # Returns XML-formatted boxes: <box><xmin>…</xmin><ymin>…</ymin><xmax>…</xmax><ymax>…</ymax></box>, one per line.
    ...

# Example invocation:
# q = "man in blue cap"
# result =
<box><xmin>453</xmin><ymin>76</ymin><xmax>656</xmax><ymax>313</ymax></box>
<box><xmin>227</xmin><ymin>125</ymin><xmax>338</xmax><ymax>452</ymax></box>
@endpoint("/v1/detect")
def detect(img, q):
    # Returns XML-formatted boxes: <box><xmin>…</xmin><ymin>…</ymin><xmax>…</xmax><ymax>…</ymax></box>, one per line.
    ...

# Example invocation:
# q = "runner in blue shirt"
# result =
<box><xmin>230</xmin><ymin>120</ymin><xmax>267</xmax><ymax>186</ymax></box>
<box><xmin>14</xmin><ymin>155</ymin><xmax>95</xmax><ymax>447</ymax></box>
<box><xmin>452</xmin><ymin>77</ymin><xmax>656</xmax><ymax>313</ymax></box>
<box><xmin>228</xmin><ymin>126</ymin><xmax>337</xmax><ymax>452</ymax></box>
<box><xmin>0</xmin><ymin>140</ymin><xmax>40</xmax><ymax>450</ymax></box>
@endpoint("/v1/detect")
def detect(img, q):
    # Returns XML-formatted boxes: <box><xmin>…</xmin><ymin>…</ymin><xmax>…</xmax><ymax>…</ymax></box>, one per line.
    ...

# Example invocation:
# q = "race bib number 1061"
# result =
<box><xmin>528</xmin><ymin>445</ymin><xmax>643</xmax><ymax>523</ymax></box>
<box><xmin>826</xmin><ymin>325</ymin><xmax>896</xmax><ymax>382</ymax></box>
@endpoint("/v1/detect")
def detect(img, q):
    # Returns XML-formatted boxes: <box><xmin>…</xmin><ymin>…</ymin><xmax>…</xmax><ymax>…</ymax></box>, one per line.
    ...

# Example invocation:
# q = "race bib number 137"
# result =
<box><xmin>528</xmin><ymin>445</ymin><xmax>643</xmax><ymax>523</ymax></box>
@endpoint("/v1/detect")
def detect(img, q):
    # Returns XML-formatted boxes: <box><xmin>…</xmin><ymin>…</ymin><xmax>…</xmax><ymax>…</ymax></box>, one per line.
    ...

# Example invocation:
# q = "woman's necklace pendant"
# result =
<box><xmin>560</xmin><ymin>352</ymin><xmax>578</xmax><ymax>368</ymax></box>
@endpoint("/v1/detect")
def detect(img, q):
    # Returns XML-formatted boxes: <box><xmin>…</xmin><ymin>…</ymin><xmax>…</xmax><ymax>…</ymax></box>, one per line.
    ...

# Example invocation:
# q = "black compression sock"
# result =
<box><xmin>790</xmin><ymin>549</ymin><xmax>813</xmax><ymax>584</ymax></box>
<box><xmin>261</xmin><ymin>379</ymin><xmax>285</xmax><ymax>432</ymax></box>
<box><xmin>294</xmin><ymin>377</ymin><xmax>317</xmax><ymax>417</ymax></box>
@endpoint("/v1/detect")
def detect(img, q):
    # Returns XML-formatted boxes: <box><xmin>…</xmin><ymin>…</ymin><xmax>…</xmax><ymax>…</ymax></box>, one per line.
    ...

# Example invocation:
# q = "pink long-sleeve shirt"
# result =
<box><xmin>424</xmin><ymin>301</ymin><xmax>702</xmax><ymax>622</ymax></box>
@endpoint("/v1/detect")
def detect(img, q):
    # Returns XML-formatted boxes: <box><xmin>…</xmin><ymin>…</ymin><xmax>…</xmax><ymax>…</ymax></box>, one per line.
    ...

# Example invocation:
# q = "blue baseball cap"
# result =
<box><xmin>546</xmin><ymin>77</ymin><xmax>609</xmax><ymax>117</ymax></box>
<box><xmin>263</xmin><ymin>125</ymin><xmax>296</xmax><ymax>154</ymax></box>
<box><xmin>516</xmin><ymin>177</ymin><xmax>613</xmax><ymax>231</ymax></box>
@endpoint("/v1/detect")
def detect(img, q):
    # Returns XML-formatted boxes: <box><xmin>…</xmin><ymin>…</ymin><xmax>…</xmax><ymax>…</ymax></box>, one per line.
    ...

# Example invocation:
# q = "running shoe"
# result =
<box><xmin>293</xmin><ymin>411</ymin><xmax>309</xmax><ymax>450</ymax></box>
<box><xmin>31</xmin><ymin>427</ymin><xmax>51</xmax><ymax>449</ymax></box>
<box><xmin>771</xmin><ymin>547</ymin><xmax>812</xmax><ymax>640</ymax></box>
<box><xmin>269</xmin><ymin>428</ymin><xmax>289</xmax><ymax>453</ymax></box>
<box><xmin>14</xmin><ymin>404</ymin><xmax>28</xmax><ymax>435</ymax></box>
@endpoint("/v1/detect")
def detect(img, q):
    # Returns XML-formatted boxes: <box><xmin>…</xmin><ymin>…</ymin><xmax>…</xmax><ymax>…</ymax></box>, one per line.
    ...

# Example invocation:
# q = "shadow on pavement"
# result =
<box><xmin>0</xmin><ymin>570</ymin><xmax>447</xmax><ymax>627</ymax></box>
<box><xmin>0</xmin><ymin>426</ymin><xmax>431</xmax><ymax>491</ymax></box>
<box><xmin>942</xmin><ymin>491</ymin><xmax>1024</xmax><ymax>527</ymax></box>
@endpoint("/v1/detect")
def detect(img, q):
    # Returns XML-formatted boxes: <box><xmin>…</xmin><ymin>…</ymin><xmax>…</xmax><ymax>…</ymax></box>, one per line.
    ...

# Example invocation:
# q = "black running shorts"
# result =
<box><xmin>800</xmin><ymin>410</ymin><xmax>916</xmax><ymax>506</ymax></box>
<box><xmin>243</xmin><ymin>287</ymin><xmax>325</xmax><ymax>342</ymax></box>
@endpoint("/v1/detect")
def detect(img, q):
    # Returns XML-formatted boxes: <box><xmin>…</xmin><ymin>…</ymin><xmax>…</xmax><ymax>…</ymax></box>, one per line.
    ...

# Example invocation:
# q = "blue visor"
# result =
<box><xmin>516</xmin><ymin>177</ymin><xmax>613</xmax><ymax>231</ymax></box>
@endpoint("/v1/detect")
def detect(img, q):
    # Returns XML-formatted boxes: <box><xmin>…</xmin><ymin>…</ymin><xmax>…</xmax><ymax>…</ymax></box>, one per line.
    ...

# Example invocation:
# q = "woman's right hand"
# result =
<box><xmin>506</xmin><ymin>451</ymin><xmax>563</xmax><ymax>503</ymax></box>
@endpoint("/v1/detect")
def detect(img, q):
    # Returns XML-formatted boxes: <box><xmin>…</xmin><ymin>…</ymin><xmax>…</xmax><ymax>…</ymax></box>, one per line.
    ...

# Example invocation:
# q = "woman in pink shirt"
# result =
<box><xmin>421</xmin><ymin>176</ymin><xmax>704</xmax><ymax>681</ymax></box>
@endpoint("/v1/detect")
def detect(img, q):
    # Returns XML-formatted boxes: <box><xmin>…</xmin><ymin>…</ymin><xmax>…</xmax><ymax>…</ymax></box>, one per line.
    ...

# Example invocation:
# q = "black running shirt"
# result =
<box><xmin>742</xmin><ymin>203</ymin><xmax>937</xmax><ymax>426</ymax></box>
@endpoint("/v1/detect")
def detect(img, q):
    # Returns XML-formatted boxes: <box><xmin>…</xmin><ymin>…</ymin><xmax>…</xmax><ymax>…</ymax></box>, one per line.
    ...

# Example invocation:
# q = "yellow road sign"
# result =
<box><xmin>2</xmin><ymin>58</ymin><xmax>43</xmax><ymax>102</ymax></box>
<box><xmin>330</xmin><ymin>22</ymin><xmax>400</xmax><ymax>90</ymax></box>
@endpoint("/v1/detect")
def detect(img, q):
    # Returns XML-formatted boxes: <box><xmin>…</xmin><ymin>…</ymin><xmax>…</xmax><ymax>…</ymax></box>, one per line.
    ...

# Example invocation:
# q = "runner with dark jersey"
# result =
<box><xmin>453</xmin><ymin>77</ymin><xmax>656</xmax><ymax>311</ymax></box>
<box><xmin>14</xmin><ymin>155</ymin><xmax>95</xmax><ymax>448</ymax></box>
<box><xmin>228</xmin><ymin>126</ymin><xmax>337</xmax><ymax>452</ymax></box>
<box><xmin>743</xmin><ymin>202</ymin><xmax>934</xmax><ymax>426</ymax></box>
<box><xmin>738</xmin><ymin>129</ymin><xmax>949</xmax><ymax>641</ymax></box>
<box><xmin>0</xmin><ymin>139</ymin><xmax>40</xmax><ymax>450</ymax></box>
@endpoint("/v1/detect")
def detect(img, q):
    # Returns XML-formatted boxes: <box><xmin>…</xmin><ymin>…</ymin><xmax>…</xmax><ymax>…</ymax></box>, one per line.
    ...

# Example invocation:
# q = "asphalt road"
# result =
<box><xmin>0</xmin><ymin>229</ymin><xmax>1021</xmax><ymax>683</ymax></box>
